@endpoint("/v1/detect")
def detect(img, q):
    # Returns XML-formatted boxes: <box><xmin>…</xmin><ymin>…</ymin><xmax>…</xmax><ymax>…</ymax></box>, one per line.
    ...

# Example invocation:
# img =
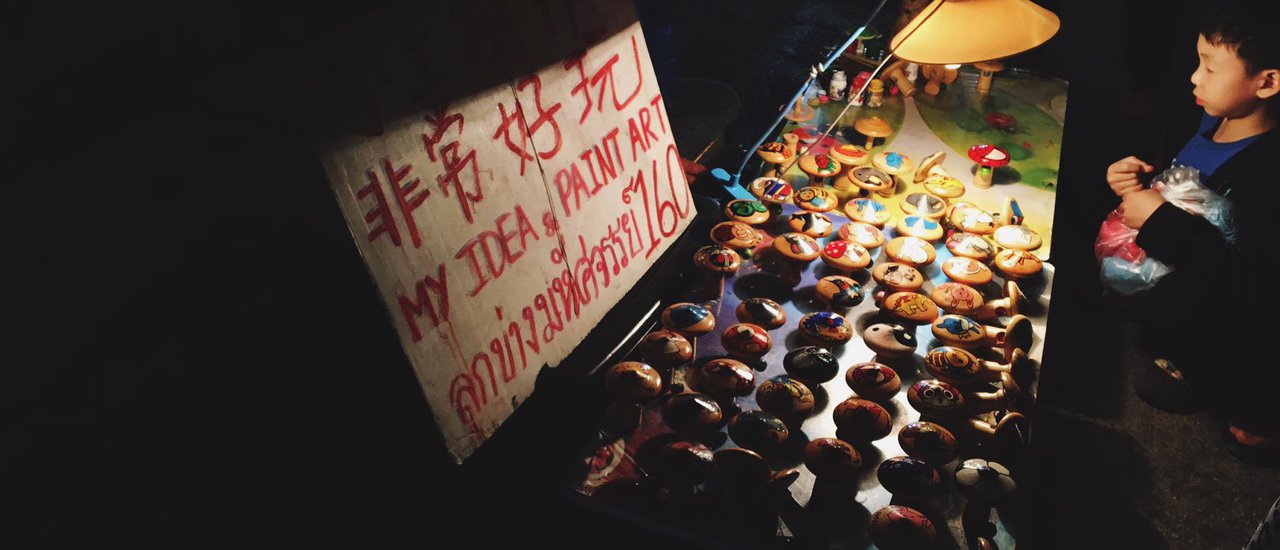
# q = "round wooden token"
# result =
<box><xmin>828</xmin><ymin>143</ymin><xmax>870</xmax><ymax>168</ymax></box>
<box><xmin>994</xmin><ymin>249</ymin><xmax>1043</xmax><ymax>278</ymax></box>
<box><xmin>792</xmin><ymin>186</ymin><xmax>839</xmax><ymax>212</ymax></box>
<box><xmin>815</xmin><ymin>275</ymin><xmax>863</xmax><ymax>308</ymax></box>
<box><xmin>803</xmin><ymin>438</ymin><xmax>862</xmax><ymax>480</ymax></box>
<box><xmin>923</xmin><ymin>173</ymin><xmax>966</xmax><ymax>198</ymax></box>
<box><xmin>931</xmin><ymin>282</ymin><xmax>985</xmax><ymax>315</ymax></box>
<box><xmin>697</xmin><ymin>358</ymin><xmax>756</xmax><ymax>400</ymax></box>
<box><xmin>798</xmin><ymin>311</ymin><xmax>854</xmax><ymax>347</ymax></box>
<box><xmin>736</xmin><ymin>298</ymin><xmax>787</xmax><ymax>329</ymax></box>
<box><xmin>661</xmin><ymin>392</ymin><xmax>724</xmax><ymax>435</ymax></box>
<box><xmin>845</xmin><ymin>361</ymin><xmax>902</xmax><ymax>401</ymax></box>
<box><xmin>946</xmin><ymin>231</ymin><xmax>996</xmax><ymax>261</ymax></box>
<box><xmin>786</xmin><ymin>211</ymin><xmax>834</xmax><ymax>238</ymax></box>
<box><xmin>833</xmin><ymin>397</ymin><xmax>893</xmax><ymax>441</ymax></box>
<box><xmin>913</xmin><ymin>150</ymin><xmax>946</xmax><ymax>183</ymax></box>
<box><xmin>946</xmin><ymin>202</ymin><xmax>996</xmax><ymax>235</ymax></box>
<box><xmin>723</xmin><ymin>199</ymin><xmax>771</xmax><ymax>225</ymax></box>
<box><xmin>821</xmin><ymin>240</ymin><xmax>872</xmax><ymax>272</ymax></box>
<box><xmin>661</xmin><ymin>302</ymin><xmax>716</xmax><ymax>337</ymax></box>
<box><xmin>872</xmin><ymin>151</ymin><xmax>914</xmax><ymax>179</ymax></box>
<box><xmin>605</xmin><ymin>361</ymin><xmax>663</xmax><ymax>401</ymax></box>
<box><xmin>710</xmin><ymin>221</ymin><xmax>762</xmax><ymax>251</ymax></box>
<box><xmin>844</xmin><ymin>197</ymin><xmax>892</xmax><ymax>226</ymax></box>
<box><xmin>907</xmin><ymin>379</ymin><xmax>965</xmax><ymax>416</ymax></box>
<box><xmin>721</xmin><ymin>323</ymin><xmax>772</xmax><ymax>360</ymax></box>
<box><xmin>837</xmin><ymin>222</ymin><xmax>886</xmax><ymax>249</ymax></box>
<box><xmin>783</xmin><ymin>346</ymin><xmax>839</xmax><ymax>384</ymax></box>
<box><xmin>900</xmin><ymin>193</ymin><xmax>947</xmax><ymax>219</ymax></box>
<box><xmin>923</xmin><ymin>345</ymin><xmax>988</xmax><ymax>385</ymax></box>
<box><xmin>955</xmin><ymin>459</ymin><xmax>1017</xmax><ymax>505</ymax></box>
<box><xmin>881</xmin><ymin>291</ymin><xmax>940</xmax><ymax>324</ymax></box>
<box><xmin>756</xmin><ymin>375</ymin><xmax>816</xmax><ymax>420</ymax></box>
<box><xmin>728</xmin><ymin>410</ymin><xmax>790</xmax><ymax>452</ymax></box>
<box><xmin>862</xmin><ymin>322</ymin><xmax>918</xmax><ymax>358</ymax></box>
<box><xmin>941</xmin><ymin>256</ymin><xmax>993</xmax><ymax>286</ymax></box>
<box><xmin>931</xmin><ymin>314</ymin><xmax>985</xmax><ymax>348</ymax></box>
<box><xmin>895</xmin><ymin>216</ymin><xmax>945</xmax><ymax>241</ymax></box>
<box><xmin>798</xmin><ymin>154</ymin><xmax>842</xmax><ymax>182</ymax></box>
<box><xmin>869</xmin><ymin>505</ymin><xmax>938</xmax><ymax>549</ymax></box>
<box><xmin>773</xmin><ymin>232</ymin><xmax>822</xmax><ymax>262</ymax></box>
<box><xmin>899</xmin><ymin>421</ymin><xmax>959</xmax><ymax>465</ymax></box>
<box><xmin>638</xmin><ymin>330</ymin><xmax>694</xmax><ymax>370</ymax></box>
<box><xmin>848</xmin><ymin>167</ymin><xmax>895</xmax><ymax>197</ymax></box>
<box><xmin>756</xmin><ymin>141</ymin><xmax>793</xmax><ymax>165</ymax></box>
<box><xmin>872</xmin><ymin>262</ymin><xmax>925</xmax><ymax>292</ymax></box>
<box><xmin>657</xmin><ymin>441</ymin><xmax>714</xmax><ymax>484</ymax></box>
<box><xmin>993</xmin><ymin>224</ymin><xmax>1043</xmax><ymax>251</ymax></box>
<box><xmin>693</xmin><ymin>244</ymin><xmax>741</xmax><ymax>275</ymax></box>
<box><xmin>748</xmin><ymin>177</ymin><xmax>794</xmax><ymax>205</ymax></box>
<box><xmin>877</xmin><ymin>458</ymin><xmax>943</xmax><ymax>498</ymax></box>
<box><xmin>884</xmin><ymin>236</ymin><xmax>937</xmax><ymax>267</ymax></box>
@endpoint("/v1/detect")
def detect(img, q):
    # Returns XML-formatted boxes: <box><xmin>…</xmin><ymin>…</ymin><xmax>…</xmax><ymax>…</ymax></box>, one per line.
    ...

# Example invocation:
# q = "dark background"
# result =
<box><xmin>7</xmin><ymin>1</ymin><xmax>1271</xmax><ymax>549</ymax></box>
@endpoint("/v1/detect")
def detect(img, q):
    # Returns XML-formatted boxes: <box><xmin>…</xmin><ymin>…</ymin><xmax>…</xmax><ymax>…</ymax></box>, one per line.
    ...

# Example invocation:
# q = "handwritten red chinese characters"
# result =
<box><xmin>423</xmin><ymin>108</ymin><xmax>484</xmax><ymax>223</ymax></box>
<box><xmin>492</xmin><ymin>76</ymin><xmax>564</xmax><ymax>175</ymax></box>
<box><xmin>357</xmin><ymin>157</ymin><xmax>427</xmax><ymax>248</ymax></box>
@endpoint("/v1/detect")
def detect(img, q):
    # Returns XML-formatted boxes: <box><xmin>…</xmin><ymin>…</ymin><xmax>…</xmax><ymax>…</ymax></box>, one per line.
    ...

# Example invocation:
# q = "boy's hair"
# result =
<box><xmin>1201</xmin><ymin>0</ymin><xmax>1280</xmax><ymax>75</ymax></box>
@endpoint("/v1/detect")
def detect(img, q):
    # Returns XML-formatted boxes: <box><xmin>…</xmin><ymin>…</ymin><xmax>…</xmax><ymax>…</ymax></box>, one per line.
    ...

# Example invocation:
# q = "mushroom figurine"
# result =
<box><xmin>693</xmin><ymin>244</ymin><xmax>741</xmax><ymax>299</ymax></box>
<box><xmin>974</xmin><ymin>60</ymin><xmax>1006</xmax><ymax>96</ymax></box>
<box><xmin>736</xmin><ymin>297</ymin><xmax>787</xmax><ymax>330</ymax></box>
<box><xmin>661</xmin><ymin>302</ymin><xmax>716</xmax><ymax>338</ymax></box>
<box><xmin>862</xmin><ymin>323</ymin><xmax>919</xmax><ymax>359</ymax></box>
<box><xmin>884</xmin><ymin>236</ymin><xmax>937</xmax><ymax>268</ymax></box>
<box><xmin>756</xmin><ymin>140</ymin><xmax>794</xmax><ymax>178</ymax></box>
<box><xmin>792</xmin><ymin>185</ymin><xmax>839</xmax><ymax>213</ymax></box>
<box><xmin>782</xmin><ymin>132</ymin><xmax>800</xmax><ymax>158</ymax></box>
<box><xmin>784</xmin><ymin>96</ymin><xmax>816</xmax><ymax>122</ymax></box>
<box><xmin>854</xmin><ymin>116</ymin><xmax>894</xmax><ymax>149</ymax></box>
<box><xmin>900</xmin><ymin>192</ymin><xmax>948</xmax><ymax>219</ymax></box>
<box><xmin>868</xmin><ymin>505</ymin><xmax>938</xmax><ymax>550</ymax></box>
<box><xmin>605</xmin><ymin>361</ymin><xmax>664</xmax><ymax>402</ymax></box>
<box><xmin>872</xmin><ymin>151</ymin><xmax>914</xmax><ymax>191</ymax></box>
<box><xmin>845</xmin><ymin>361</ymin><xmax>902</xmax><ymax>402</ymax></box>
<box><xmin>923</xmin><ymin>173</ymin><xmax>967</xmax><ymax>200</ymax></box>
<box><xmin>837</xmin><ymin>221</ymin><xmax>886</xmax><ymax>250</ymax></box>
<box><xmin>783</xmin><ymin>346</ymin><xmax>840</xmax><ymax>386</ymax></box>
<box><xmin>970</xmin><ymin>280</ymin><xmax>1026</xmax><ymax>322</ymax></box>
<box><xmin>828</xmin><ymin>143</ymin><xmax>870</xmax><ymax>173</ymax></box>
<box><xmin>710</xmin><ymin>221</ymin><xmax>763</xmax><ymax>259</ymax></box>
<box><xmin>931</xmin><ymin>314</ymin><xmax>1034</xmax><ymax>363</ymax></box>
<box><xmin>833</xmin><ymin>397</ymin><xmax>894</xmax><ymax>442</ymax></box>
<box><xmin>815</xmin><ymin>275</ymin><xmax>864</xmax><ymax>309</ymax></box>
<box><xmin>956</xmin><ymin>458</ymin><xmax>1017</xmax><ymax>550</ymax></box>
<box><xmin>877</xmin><ymin>456</ymin><xmax>943</xmax><ymax>497</ymax></box>
<box><xmin>880</xmin><ymin>291</ymin><xmax>940</xmax><ymax>325</ymax></box>
<box><xmin>995</xmin><ymin>196</ymin><xmax>1025</xmax><ymax>227</ymax></box>
<box><xmin>721</xmin><ymin>323</ymin><xmax>772</xmax><ymax>361</ymax></box>
<box><xmin>907</xmin><ymin>380</ymin><xmax>1027</xmax><ymax>442</ymax></box>
<box><xmin>798</xmin><ymin>311</ymin><xmax>854</xmax><ymax>348</ymax></box>
<box><xmin>728</xmin><ymin>410</ymin><xmax>790</xmax><ymax>453</ymax></box>
<box><xmin>756</xmin><ymin>375</ymin><xmax>816</xmax><ymax>424</ymax></box>
<box><xmin>872</xmin><ymin>262</ymin><xmax>925</xmax><ymax>293</ymax></box>
<box><xmin>661</xmin><ymin>391</ymin><xmax>724</xmax><ymax>436</ymax></box>
<box><xmin>968</xmin><ymin>144</ymin><xmax>1010</xmax><ymax>189</ymax></box>
<box><xmin>941</xmin><ymin>256</ymin><xmax>994</xmax><ymax>287</ymax></box>
<box><xmin>931</xmin><ymin>282</ymin><xmax>986</xmax><ymax>317</ymax></box>
<box><xmin>899</xmin><ymin>421</ymin><xmax>959</xmax><ymax>465</ymax></box>
<box><xmin>946</xmin><ymin>231</ymin><xmax>997</xmax><ymax>261</ymax></box>
<box><xmin>798</xmin><ymin>154</ymin><xmax>842</xmax><ymax>187</ymax></box>
<box><xmin>723</xmin><ymin>199</ymin><xmax>771</xmax><ymax>226</ymax></box>
<box><xmin>697</xmin><ymin>357</ymin><xmax>757</xmax><ymax>407</ymax></box>
<box><xmin>803</xmin><ymin>437</ymin><xmax>863</xmax><ymax>481</ymax></box>
<box><xmin>748</xmin><ymin>177</ymin><xmax>794</xmax><ymax>221</ymax></box>
<box><xmin>946</xmin><ymin>201</ymin><xmax>997</xmax><ymax>235</ymax></box>
<box><xmin>845</xmin><ymin>196</ymin><xmax>893</xmax><ymax>227</ymax></box>
<box><xmin>820</xmin><ymin>240</ymin><xmax>873</xmax><ymax>276</ymax></box>
<box><xmin>993</xmin><ymin>224</ymin><xmax>1043</xmax><ymax>251</ymax></box>
<box><xmin>772</xmin><ymin>232</ymin><xmax>822</xmax><ymax>287</ymax></box>
<box><xmin>786</xmin><ymin>211</ymin><xmax>835</xmax><ymax>238</ymax></box>
<box><xmin>923</xmin><ymin>345</ymin><xmax>1028</xmax><ymax>387</ymax></box>
<box><xmin>847</xmin><ymin>167</ymin><xmax>897</xmax><ymax>199</ymax></box>
<box><xmin>638</xmin><ymin>330</ymin><xmax>695</xmax><ymax>372</ymax></box>
<box><xmin>894</xmin><ymin>215</ymin><xmax>945</xmax><ymax>241</ymax></box>
<box><xmin>994</xmin><ymin>249</ymin><xmax>1044</xmax><ymax>278</ymax></box>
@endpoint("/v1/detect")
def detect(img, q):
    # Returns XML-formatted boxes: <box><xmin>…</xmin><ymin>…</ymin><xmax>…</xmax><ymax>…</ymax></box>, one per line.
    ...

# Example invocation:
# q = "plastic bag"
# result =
<box><xmin>1095</xmin><ymin>166</ymin><xmax>1233</xmax><ymax>295</ymax></box>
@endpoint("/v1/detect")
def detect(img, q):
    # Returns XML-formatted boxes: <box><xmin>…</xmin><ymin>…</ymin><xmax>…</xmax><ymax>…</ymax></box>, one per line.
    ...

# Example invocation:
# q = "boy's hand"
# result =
<box><xmin>1107</xmin><ymin>156</ymin><xmax>1154</xmax><ymax>196</ymax></box>
<box><xmin>1118</xmin><ymin>189</ymin><xmax>1166</xmax><ymax>228</ymax></box>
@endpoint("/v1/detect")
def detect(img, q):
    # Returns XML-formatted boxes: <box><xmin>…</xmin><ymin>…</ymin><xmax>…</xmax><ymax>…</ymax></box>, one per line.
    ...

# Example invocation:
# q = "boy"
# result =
<box><xmin>1106</xmin><ymin>0</ymin><xmax>1280</xmax><ymax>466</ymax></box>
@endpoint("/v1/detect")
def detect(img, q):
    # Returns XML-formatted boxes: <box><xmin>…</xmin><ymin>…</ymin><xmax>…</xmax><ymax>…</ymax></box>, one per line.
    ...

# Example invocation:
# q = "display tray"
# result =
<box><xmin>563</xmin><ymin>198</ymin><xmax>1054</xmax><ymax>550</ymax></box>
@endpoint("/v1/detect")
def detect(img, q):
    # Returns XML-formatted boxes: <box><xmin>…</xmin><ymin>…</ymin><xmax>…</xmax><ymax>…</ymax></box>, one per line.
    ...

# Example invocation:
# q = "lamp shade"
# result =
<box><xmin>889</xmin><ymin>0</ymin><xmax>1060</xmax><ymax>65</ymax></box>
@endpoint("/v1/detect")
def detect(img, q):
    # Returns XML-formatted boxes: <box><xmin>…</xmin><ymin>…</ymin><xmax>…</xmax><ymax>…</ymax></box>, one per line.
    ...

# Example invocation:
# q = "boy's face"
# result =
<box><xmin>1191</xmin><ymin>34</ymin><xmax>1278</xmax><ymax>118</ymax></box>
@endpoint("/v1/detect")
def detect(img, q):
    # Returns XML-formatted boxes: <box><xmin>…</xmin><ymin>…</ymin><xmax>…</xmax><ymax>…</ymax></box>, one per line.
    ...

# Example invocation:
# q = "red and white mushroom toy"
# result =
<box><xmin>968</xmin><ymin>144</ymin><xmax>1009</xmax><ymax>189</ymax></box>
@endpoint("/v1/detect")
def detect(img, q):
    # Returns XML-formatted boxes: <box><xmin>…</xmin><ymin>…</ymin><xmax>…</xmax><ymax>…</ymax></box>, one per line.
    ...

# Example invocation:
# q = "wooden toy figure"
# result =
<box><xmin>994</xmin><ymin>249</ymin><xmax>1044</xmax><ymax>278</ymax></box>
<box><xmin>798</xmin><ymin>311</ymin><xmax>854</xmax><ymax>347</ymax></box>
<box><xmin>605</xmin><ymin>361</ymin><xmax>663</xmax><ymax>402</ymax></box>
<box><xmin>877</xmin><ymin>456</ymin><xmax>943</xmax><ymax>497</ymax></box>
<box><xmin>868</xmin><ymin>505</ymin><xmax>938</xmax><ymax>550</ymax></box>
<box><xmin>815</xmin><ymin>275</ymin><xmax>864</xmax><ymax>309</ymax></box>
<box><xmin>931</xmin><ymin>282</ymin><xmax>986</xmax><ymax>317</ymax></box>
<box><xmin>803</xmin><ymin>437</ymin><xmax>863</xmax><ymax>481</ymax></box>
<box><xmin>723</xmin><ymin>199</ymin><xmax>771</xmax><ymax>226</ymax></box>
<box><xmin>728</xmin><ymin>410</ymin><xmax>790</xmax><ymax>453</ymax></box>
<box><xmin>853</xmin><ymin>116</ymin><xmax>894</xmax><ymax>149</ymax></box>
<box><xmin>710</xmin><ymin>221</ymin><xmax>763</xmax><ymax>259</ymax></box>
<box><xmin>930</xmin><ymin>314</ymin><xmax>1034</xmax><ymax>363</ymax></box>
<box><xmin>697</xmin><ymin>358</ymin><xmax>757</xmax><ymax>404</ymax></box>
<box><xmin>783</xmin><ymin>346</ymin><xmax>840</xmax><ymax>386</ymax></box>
<box><xmin>845</xmin><ymin>197</ymin><xmax>894</xmax><ymax>227</ymax></box>
<box><xmin>661</xmin><ymin>302</ymin><xmax>716</xmax><ymax>338</ymax></box>
<box><xmin>638</xmin><ymin>330</ymin><xmax>695</xmax><ymax>371</ymax></box>
<box><xmin>941</xmin><ymin>256</ymin><xmax>994</xmax><ymax>287</ymax></box>
<box><xmin>968</xmin><ymin>144</ymin><xmax>1010</xmax><ymax>189</ymax></box>
<box><xmin>881</xmin><ymin>291</ymin><xmax>940</xmax><ymax>325</ymax></box>
<box><xmin>862</xmin><ymin>323</ymin><xmax>918</xmax><ymax>359</ymax></box>
<box><xmin>798</xmin><ymin>154</ymin><xmax>842</xmax><ymax>186</ymax></box>
<box><xmin>872</xmin><ymin>151</ymin><xmax>914</xmax><ymax>190</ymax></box>
<box><xmin>923</xmin><ymin>346</ymin><xmax>1026</xmax><ymax>387</ymax></box>
<box><xmin>773</xmin><ymin>232</ymin><xmax>822</xmax><ymax>287</ymax></box>
<box><xmin>748</xmin><ymin>177</ymin><xmax>794</xmax><ymax>221</ymax></box>
<box><xmin>837</xmin><ymin>221</ymin><xmax>886</xmax><ymax>250</ymax></box>
<box><xmin>756</xmin><ymin>375</ymin><xmax>816</xmax><ymax>424</ymax></box>
<box><xmin>694</xmin><ymin>244</ymin><xmax>741</xmax><ymax>299</ymax></box>
<box><xmin>872</xmin><ymin>262</ymin><xmax>925</xmax><ymax>293</ymax></box>
<box><xmin>969</xmin><ymin>280</ymin><xmax>1025</xmax><ymax>321</ymax></box>
<box><xmin>736</xmin><ymin>298</ymin><xmax>787</xmax><ymax>330</ymax></box>
<box><xmin>821</xmin><ymin>240</ymin><xmax>873</xmax><ymax>275</ymax></box>
<box><xmin>946</xmin><ymin>231</ymin><xmax>997</xmax><ymax>261</ymax></box>
<box><xmin>845</xmin><ymin>361</ymin><xmax>902</xmax><ymax>401</ymax></box>
<box><xmin>756</xmin><ymin>141</ymin><xmax>794</xmax><ymax>178</ymax></box>
<box><xmin>661</xmin><ymin>392</ymin><xmax>724</xmax><ymax>436</ymax></box>
<box><xmin>786</xmin><ymin>211</ymin><xmax>835</xmax><ymax>238</ymax></box>
<box><xmin>833</xmin><ymin>397</ymin><xmax>893</xmax><ymax>441</ymax></box>
<box><xmin>899</xmin><ymin>421</ymin><xmax>959</xmax><ymax>465</ymax></box>
<box><xmin>721</xmin><ymin>323</ymin><xmax>772</xmax><ymax>361</ymax></box>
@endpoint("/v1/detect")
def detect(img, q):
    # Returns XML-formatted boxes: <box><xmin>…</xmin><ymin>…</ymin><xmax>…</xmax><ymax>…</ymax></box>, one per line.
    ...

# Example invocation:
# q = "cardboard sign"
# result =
<box><xmin>310</xmin><ymin>1</ymin><xmax>695</xmax><ymax>463</ymax></box>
